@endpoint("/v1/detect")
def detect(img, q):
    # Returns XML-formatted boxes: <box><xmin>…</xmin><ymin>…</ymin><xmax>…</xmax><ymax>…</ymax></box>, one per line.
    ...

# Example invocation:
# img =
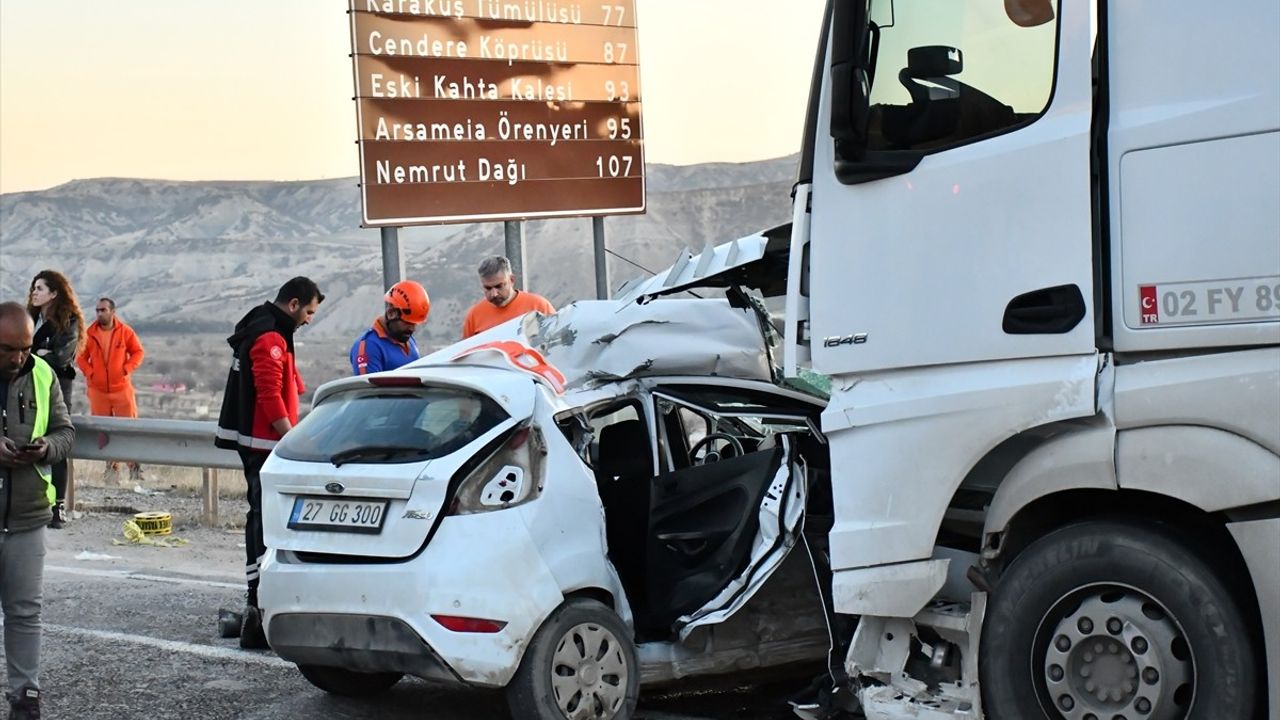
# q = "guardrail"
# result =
<box><xmin>68</xmin><ymin>415</ymin><xmax>241</xmax><ymax>525</ymax></box>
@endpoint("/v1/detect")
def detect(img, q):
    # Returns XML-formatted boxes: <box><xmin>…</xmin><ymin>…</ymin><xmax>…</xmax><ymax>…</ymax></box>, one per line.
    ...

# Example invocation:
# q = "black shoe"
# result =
<box><xmin>8</xmin><ymin>687</ymin><xmax>41</xmax><ymax>720</ymax></box>
<box><xmin>47</xmin><ymin>502</ymin><xmax>67</xmax><ymax>530</ymax></box>
<box><xmin>239</xmin><ymin>605</ymin><xmax>269</xmax><ymax>650</ymax></box>
<box><xmin>217</xmin><ymin>608</ymin><xmax>244</xmax><ymax>639</ymax></box>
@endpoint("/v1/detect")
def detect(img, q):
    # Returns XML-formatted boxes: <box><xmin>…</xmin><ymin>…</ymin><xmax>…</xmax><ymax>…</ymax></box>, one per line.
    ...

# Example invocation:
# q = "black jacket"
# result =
<box><xmin>32</xmin><ymin>313</ymin><xmax>79</xmax><ymax>380</ymax></box>
<box><xmin>215</xmin><ymin>302</ymin><xmax>298</xmax><ymax>451</ymax></box>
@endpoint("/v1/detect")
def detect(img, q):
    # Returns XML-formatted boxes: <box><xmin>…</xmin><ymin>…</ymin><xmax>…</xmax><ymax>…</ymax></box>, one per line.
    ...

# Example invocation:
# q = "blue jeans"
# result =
<box><xmin>0</xmin><ymin>525</ymin><xmax>45</xmax><ymax>694</ymax></box>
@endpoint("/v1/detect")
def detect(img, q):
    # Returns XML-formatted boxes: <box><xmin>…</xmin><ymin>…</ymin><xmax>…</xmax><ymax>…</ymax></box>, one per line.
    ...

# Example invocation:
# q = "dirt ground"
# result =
<box><xmin>69</xmin><ymin>458</ymin><xmax>249</xmax><ymax>532</ymax></box>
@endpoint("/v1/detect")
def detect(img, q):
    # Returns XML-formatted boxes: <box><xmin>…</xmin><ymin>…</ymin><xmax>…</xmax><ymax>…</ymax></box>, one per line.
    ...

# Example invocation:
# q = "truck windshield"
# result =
<box><xmin>275</xmin><ymin>386</ymin><xmax>508</xmax><ymax>465</ymax></box>
<box><xmin>863</xmin><ymin>0</ymin><xmax>1058</xmax><ymax>152</ymax></box>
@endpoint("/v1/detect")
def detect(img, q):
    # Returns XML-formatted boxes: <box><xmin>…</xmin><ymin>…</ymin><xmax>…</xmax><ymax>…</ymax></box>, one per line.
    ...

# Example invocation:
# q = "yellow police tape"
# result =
<box><xmin>133</xmin><ymin>511</ymin><xmax>173</xmax><ymax>536</ymax></box>
<box><xmin>112</xmin><ymin>519</ymin><xmax>189</xmax><ymax>548</ymax></box>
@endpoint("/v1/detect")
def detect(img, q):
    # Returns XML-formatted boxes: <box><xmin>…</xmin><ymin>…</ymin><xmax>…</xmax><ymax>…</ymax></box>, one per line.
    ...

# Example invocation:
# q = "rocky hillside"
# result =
<box><xmin>0</xmin><ymin>157</ymin><xmax>798</xmax><ymax>352</ymax></box>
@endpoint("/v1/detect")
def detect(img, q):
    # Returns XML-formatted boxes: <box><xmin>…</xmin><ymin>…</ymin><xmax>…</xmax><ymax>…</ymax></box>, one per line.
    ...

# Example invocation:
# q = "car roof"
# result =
<box><xmin>414</xmin><ymin>297</ymin><xmax>777</xmax><ymax>393</ymax></box>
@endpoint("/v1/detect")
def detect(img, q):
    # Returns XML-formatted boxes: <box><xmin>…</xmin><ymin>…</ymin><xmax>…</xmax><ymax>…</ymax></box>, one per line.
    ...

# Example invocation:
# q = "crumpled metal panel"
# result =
<box><xmin>845</xmin><ymin>596</ymin><xmax>987</xmax><ymax>719</ymax></box>
<box><xmin>860</xmin><ymin>686</ymin><xmax>981</xmax><ymax>720</ymax></box>
<box><xmin>613</xmin><ymin>231</ymin><xmax>770</xmax><ymax>304</ymax></box>
<box><xmin>423</xmin><ymin>298</ymin><xmax>772</xmax><ymax>393</ymax></box>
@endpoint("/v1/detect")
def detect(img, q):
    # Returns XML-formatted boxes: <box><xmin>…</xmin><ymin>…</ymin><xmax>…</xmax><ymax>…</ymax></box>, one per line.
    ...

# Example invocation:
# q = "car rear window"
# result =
<box><xmin>275</xmin><ymin>386</ymin><xmax>509</xmax><ymax>465</ymax></box>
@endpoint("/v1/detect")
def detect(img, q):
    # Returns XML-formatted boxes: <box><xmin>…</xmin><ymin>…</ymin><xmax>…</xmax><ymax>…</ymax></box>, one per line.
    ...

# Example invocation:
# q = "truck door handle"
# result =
<box><xmin>1002</xmin><ymin>284</ymin><xmax>1086</xmax><ymax>334</ymax></box>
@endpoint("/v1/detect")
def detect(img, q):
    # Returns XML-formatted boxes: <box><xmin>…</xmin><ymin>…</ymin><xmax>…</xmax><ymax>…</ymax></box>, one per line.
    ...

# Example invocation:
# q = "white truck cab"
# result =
<box><xmin>800</xmin><ymin>1</ymin><xmax>1279</xmax><ymax>717</ymax></box>
<box><xmin>634</xmin><ymin>1</ymin><xmax>1279</xmax><ymax>717</ymax></box>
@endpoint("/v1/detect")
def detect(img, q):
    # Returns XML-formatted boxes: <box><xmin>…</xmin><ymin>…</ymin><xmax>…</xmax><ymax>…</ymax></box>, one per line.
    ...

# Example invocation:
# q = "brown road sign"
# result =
<box><xmin>357</xmin><ymin>99</ymin><xmax>641</xmax><ymax>143</ymax></box>
<box><xmin>356</xmin><ymin>55</ymin><xmax>641</xmax><ymax>103</ymax></box>
<box><xmin>364</xmin><ymin>177</ymin><xmax>644</xmax><ymax>223</ymax></box>
<box><xmin>353</xmin><ymin>13</ymin><xmax>638</xmax><ymax>65</ymax></box>
<box><xmin>348</xmin><ymin>1</ymin><xmax>645</xmax><ymax>226</ymax></box>
<box><xmin>362</xmin><ymin>139</ymin><xmax>642</xmax><ymax>183</ymax></box>
<box><xmin>357</xmin><ymin>1</ymin><xmax>637</xmax><ymax>27</ymax></box>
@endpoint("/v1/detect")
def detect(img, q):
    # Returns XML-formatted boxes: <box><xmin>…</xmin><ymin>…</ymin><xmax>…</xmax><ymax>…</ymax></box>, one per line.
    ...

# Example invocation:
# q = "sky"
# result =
<box><xmin>0</xmin><ymin>1</ymin><xmax>826</xmax><ymax>194</ymax></box>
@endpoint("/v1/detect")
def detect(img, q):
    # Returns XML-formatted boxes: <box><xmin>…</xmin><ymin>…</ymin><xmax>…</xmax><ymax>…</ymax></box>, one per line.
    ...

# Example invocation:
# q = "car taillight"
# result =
<box><xmin>431</xmin><ymin>615</ymin><xmax>507</xmax><ymax>633</ymax></box>
<box><xmin>450</xmin><ymin>422</ymin><xmax>546</xmax><ymax>515</ymax></box>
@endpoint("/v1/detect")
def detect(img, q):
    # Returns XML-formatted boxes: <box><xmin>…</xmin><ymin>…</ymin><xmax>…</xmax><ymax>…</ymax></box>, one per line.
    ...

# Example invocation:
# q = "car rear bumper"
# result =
<box><xmin>268</xmin><ymin>612</ymin><xmax>461</xmax><ymax>682</ymax></box>
<box><xmin>259</xmin><ymin>512</ymin><xmax>568</xmax><ymax>687</ymax></box>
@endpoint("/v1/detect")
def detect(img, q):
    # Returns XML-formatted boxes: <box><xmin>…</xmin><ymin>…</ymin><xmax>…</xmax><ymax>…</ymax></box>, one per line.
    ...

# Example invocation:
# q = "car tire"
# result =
<box><xmin>506</xmin><ymin>598</ymin><xmax>639</xmax><ymax>720</ymax></box>
<box><xmin>980</xmin><ymin>519</ymin><xmax>1256</xmax><ymax>720</ymax></box>
<box><xmin>297</xmin><ymin>664</ymin><xmax>403</xmax><ymax>697</ymax></box>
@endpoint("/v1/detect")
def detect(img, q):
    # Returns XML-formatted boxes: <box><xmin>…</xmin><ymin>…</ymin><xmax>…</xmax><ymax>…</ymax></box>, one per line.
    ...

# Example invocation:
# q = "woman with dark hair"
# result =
<box><xmin>28</xmin><ymin>269</ymin><xmax>85</xmax><ymax>529</ymax></box>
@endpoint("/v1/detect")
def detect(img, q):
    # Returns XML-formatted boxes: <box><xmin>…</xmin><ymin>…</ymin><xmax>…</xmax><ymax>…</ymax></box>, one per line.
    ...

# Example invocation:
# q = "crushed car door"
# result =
<box><xmin>675</xmin><ymin>435</ymin><xmax>807</xmax><ymax>639</ymax></box>
<box><xmin>640</xmin><ymin>390</ymin><xmax>809</xmax><ymax>638</ymax></box>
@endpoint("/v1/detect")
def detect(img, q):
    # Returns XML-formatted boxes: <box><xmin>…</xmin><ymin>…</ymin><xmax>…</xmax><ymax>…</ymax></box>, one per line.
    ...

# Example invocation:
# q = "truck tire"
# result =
<box><xmin>980</xmin><ymin>520</ymin><xmax>1256</xmax><ymax>720</ymax></box>
<box><xmin>297</xmin><ymin>664</ymin><xmax>403</xmax><ymax>697</ymax></box>
<box><xmin>506</xmin><ymin>598</ymin><xmax>639</xmax><ymax>720</ymax></box>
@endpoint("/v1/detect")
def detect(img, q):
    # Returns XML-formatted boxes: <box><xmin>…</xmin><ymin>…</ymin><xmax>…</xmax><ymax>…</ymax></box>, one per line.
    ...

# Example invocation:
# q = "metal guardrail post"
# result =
<box><xmin>202</xmin><ymin>468</ymin><xmax>220</xmax><ymax>526</ymax></box>
<box><xmin>67</xmin><ymin>458</ymin><xmax>76</xmax><ymax>516</ymax></box>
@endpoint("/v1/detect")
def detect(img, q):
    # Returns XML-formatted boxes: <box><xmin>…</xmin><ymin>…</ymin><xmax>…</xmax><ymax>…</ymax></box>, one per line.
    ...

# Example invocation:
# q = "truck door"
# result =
<box><xmin>801</xmin><ymin>0</ymin><xmax>1096</xmax><ymax>375</ymax></box>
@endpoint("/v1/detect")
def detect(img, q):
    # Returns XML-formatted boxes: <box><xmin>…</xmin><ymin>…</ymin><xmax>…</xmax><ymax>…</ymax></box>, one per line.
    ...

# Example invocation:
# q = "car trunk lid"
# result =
<box><xmin>261</xmin><ymin>368</ymin><xmax>535</xmax><ymax>559</ymax></box>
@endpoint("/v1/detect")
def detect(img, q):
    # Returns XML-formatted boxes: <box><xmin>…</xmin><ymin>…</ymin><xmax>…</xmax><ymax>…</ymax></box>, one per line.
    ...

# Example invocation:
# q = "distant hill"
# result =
<box><xmin>0</xmin><ymin>157</ymin><xmax>798</xmax><ymax>351</ymax></box>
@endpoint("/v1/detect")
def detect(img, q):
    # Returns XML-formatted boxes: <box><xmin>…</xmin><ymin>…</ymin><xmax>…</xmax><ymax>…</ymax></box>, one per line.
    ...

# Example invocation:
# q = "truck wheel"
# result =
<box><xmin>297</xmin><ymin>664</ymin><xmax>403</xmax><ymax>697</ymax></box>
<box><xmin>506</xmin><ymin>598</ymin><xmax>639</xmax><ymax>720</ymax></box>
<box><xmin>980</xmin><ymin>520</ymin><xmax>1256</xmax><ymax>720</ymax></box>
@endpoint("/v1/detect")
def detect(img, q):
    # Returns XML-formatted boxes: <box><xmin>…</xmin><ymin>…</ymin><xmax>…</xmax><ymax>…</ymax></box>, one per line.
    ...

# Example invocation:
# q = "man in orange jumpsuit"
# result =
<box><xmin>76</xmin><ymin>297</ymin><xmax>146</xmax><ymax>481</ymax></box>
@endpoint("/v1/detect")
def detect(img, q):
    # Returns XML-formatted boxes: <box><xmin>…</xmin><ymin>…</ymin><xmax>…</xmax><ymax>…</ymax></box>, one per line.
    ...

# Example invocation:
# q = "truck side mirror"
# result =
<box><xmin>829</xmin><ymin>0</ymin><xmax>872</xmax><ymax>154</ymax></box>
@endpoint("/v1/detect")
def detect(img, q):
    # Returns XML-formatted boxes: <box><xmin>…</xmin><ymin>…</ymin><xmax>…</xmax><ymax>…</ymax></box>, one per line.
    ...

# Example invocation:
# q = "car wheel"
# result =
<box><xmin>980</xmin><ymin>520</ymin><xmax>1256</xmax><ymax>720</ymax></box>
<box><xmin>297</xmin><ymin>664</ymin><xmax>403</xmax><ymax>697</ymax></box>
<box><xmin>506</xmin><ymin>598</ymin><xmax>639</xmax><ymax>720</ymax></box>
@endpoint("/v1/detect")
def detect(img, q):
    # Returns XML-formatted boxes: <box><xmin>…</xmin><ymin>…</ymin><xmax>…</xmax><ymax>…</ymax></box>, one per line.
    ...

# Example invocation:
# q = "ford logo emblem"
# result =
<box><xmin>324</xmin><ymin>482</ymin><xmax>345</xmax><ymax>495</ymax></box>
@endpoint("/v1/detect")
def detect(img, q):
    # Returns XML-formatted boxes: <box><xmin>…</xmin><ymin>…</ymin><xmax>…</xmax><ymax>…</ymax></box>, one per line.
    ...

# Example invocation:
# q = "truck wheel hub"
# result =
<box><xmin>1040</xmin><ymin>587</ymin><xmax>1193</xmax><ymax>720</ymax></box>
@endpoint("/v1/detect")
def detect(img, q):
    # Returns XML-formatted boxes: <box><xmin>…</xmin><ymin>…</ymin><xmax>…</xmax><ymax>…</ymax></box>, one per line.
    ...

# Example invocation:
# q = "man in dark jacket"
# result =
<box><xmin>0</xmin><ymin>301</ymin><xmax>75</xmax><ymax>720</ymax></box>
<box><xmin>214</xmin><ymin>278</ymin><xmax>323</xmax><ymax>649</ymax></box>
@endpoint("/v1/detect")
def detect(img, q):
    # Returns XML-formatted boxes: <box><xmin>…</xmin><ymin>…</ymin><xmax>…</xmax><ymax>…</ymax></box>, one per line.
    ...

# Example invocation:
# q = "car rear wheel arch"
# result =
<box><xmin>506</xmin><ymin>597</ymin><xmax>639</xmax><ymax>720</ymax></box>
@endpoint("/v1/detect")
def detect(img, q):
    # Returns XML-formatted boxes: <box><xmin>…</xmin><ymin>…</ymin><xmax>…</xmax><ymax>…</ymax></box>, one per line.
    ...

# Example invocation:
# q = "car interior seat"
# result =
<box><xmin>593</xmin><ymin>419</ymin><xmax>655</xmax><ymax>605</ymax></box>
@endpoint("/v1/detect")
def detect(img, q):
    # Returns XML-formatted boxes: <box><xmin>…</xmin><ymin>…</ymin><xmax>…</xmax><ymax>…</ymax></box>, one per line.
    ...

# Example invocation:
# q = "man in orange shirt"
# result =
<box><xmin>461</xmin><ymin>256</ymin><xmax>556</xmax><ymax>339</ymax></box>
<box><xmin>76</xmin><ymin>297</ymin><xmax>146</xmax><ymax>481</ymax></box>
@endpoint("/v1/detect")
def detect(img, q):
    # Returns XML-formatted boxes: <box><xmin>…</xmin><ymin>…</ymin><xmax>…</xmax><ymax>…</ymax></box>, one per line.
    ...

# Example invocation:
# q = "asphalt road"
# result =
<box><xmin>25</xmin><ymin>513</ymin><xmax>824</xmax><ymax>720</ymax></box>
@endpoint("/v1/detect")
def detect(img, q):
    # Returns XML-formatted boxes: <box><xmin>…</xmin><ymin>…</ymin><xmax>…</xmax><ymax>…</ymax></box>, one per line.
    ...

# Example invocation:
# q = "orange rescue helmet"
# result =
<box><xmin>385</xmin><ymin>280</ymin><xmax>430</xmax><ymax>324</ymax></box>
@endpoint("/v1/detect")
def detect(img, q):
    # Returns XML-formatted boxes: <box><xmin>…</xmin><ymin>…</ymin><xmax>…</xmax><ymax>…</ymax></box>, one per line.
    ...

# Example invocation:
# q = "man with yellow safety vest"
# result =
<box><xmin>0</xmin><ymin>301</ymin><xmax>76</xmax><ymax>720</ymax></box>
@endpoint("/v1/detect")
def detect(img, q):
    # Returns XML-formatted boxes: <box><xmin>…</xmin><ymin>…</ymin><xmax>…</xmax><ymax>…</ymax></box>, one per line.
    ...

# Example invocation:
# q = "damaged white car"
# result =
<box><xmin>258</xmin><ymin>263</ymin><xmax>836</xmax><ymax>720</ymax></box>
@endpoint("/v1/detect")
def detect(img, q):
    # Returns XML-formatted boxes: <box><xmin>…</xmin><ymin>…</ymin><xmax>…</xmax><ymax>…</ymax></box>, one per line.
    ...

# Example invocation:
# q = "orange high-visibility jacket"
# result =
<box><xmin>77</xmin><ymin>319</ymin><xmax>145</xmax><ymax>394</ymax></box>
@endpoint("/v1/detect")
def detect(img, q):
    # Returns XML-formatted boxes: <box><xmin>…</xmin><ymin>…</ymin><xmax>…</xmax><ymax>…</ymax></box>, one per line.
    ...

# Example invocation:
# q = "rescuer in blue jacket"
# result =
<box><xmin>349</xmin><ymin>280</ymin><xmax>430</xmax><ymax>375</ymax></box>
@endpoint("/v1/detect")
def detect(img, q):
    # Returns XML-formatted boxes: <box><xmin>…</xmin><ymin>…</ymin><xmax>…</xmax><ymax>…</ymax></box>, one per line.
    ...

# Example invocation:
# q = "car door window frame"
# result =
<box><xmin>651</xmin><ymin>387</ymin><xmax>826</xmax><ymax>450</ymax></box>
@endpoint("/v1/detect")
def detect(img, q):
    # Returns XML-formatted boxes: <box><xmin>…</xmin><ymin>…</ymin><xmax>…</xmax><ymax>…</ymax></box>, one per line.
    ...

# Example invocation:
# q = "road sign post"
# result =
<box><xmin>380</xmin><ymin>226</ymin><xmax>403</xmax><ymax>288</ymax></box>
<box><xmin>504</xmin><ymin>220</ymin><xmax>526</xmax><ymax>288</ymax></box>
<box><xmin>593</xmin><ymin>216</ymin><xmax>610</xmax><ymax>299</ymax></box>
